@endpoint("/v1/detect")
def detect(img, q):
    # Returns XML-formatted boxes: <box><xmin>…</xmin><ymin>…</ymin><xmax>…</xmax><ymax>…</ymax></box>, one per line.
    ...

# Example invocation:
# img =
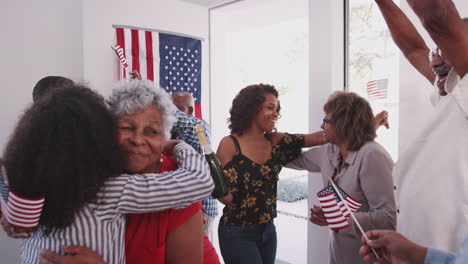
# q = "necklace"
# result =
<box><xmin>330</xmin><ymin>155</ymin><xmax>348</xmax><ymax>184</ymax></box>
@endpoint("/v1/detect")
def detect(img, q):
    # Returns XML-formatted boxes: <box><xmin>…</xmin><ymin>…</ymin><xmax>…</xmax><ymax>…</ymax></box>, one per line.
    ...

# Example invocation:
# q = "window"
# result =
<box><xmin>348</xmin><ymin>0</ymin><xmax>400</xmax><ymax>159</ymax></box>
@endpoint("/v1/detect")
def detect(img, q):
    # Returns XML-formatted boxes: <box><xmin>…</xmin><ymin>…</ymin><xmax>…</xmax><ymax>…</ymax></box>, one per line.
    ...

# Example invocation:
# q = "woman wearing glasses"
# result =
<box><xmin>286</xmin><ymin>91</ymin><xmax>396</xmax><ymax>264</ymax></box>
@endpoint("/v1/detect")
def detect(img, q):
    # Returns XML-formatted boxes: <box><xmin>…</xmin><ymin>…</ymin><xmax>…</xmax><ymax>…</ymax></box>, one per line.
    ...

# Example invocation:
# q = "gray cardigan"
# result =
<box><xmin>286</xmin><ymin>141</ymin><xmax>396</xmax><ymax>264</ymax></box>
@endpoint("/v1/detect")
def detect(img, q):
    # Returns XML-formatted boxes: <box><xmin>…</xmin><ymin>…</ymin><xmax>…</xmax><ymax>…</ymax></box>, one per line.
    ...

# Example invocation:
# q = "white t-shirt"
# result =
<box><xmin>395</xmin><ymin>70</ymin><xmax>468</xmax><ymax>253</ymax></box>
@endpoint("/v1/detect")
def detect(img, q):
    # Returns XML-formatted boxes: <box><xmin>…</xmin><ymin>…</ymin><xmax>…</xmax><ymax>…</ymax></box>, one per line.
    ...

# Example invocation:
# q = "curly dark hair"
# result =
<box><xmin>323</xmin><ymin>91</ymin><xmax>376</xmax><ymax>151</ymax></box>
<box><xmin>32</xmin><ymin>76</ymin><xmax>74</xmax><ymax>102</ymax></box>
<box><xmin>228</xmin><ymin>84</ymin><xmax>279</xmax><ymax>135</ymax></box>
<box><xmin>3</xmin><ymin>85</ymin><xmax>122</xmax><ymax>232</ymax></box>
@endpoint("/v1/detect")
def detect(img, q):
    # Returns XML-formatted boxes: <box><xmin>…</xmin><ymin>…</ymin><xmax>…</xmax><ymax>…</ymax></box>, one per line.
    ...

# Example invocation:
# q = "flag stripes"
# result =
<box><xmin>367</xmin><ymin>79</ymin><xmax>388</xmax><ymax>101</ymax></box>
<box><xmin>317</xmin><ymin>184</ymin><xmax>362</xmax><ymax>231</ymax></box>
<box><xmin>0</xmin><ymin>190</ymin><xmax>45</xmax><ymax>229</ymax></box>
<box><xmin>112</xmin><ymin>45</ymin><xmax>128</xmax><ymax>69</ymax></box>
<box><xmin>115</xmin><ymin>27</ymin><xmax>202</xmax><ymax>118</ymax></box>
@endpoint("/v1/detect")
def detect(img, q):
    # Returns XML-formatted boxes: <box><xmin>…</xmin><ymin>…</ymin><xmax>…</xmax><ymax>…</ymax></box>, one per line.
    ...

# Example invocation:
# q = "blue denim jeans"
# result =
<box><xmin>218</xmin><ymin>222</ymin><xmax>277</xmax><ymax>264</ymax></box>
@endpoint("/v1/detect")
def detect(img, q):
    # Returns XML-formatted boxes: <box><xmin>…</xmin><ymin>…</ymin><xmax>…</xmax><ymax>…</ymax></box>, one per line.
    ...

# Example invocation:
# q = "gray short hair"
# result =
<box><xmin>108</xmin><ymin>80</ymin><xmax>177</xmax><ymax>139</ymax></box>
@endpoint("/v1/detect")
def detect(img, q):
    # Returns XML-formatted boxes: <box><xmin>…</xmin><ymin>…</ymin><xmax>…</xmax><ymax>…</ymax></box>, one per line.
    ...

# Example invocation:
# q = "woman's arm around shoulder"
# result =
<box><xmin>270</xmin><ymin>131</ymin><xmax>324</xmax><ymax>148</ymax></box>
<box><xmin>166</xmin><ymin>209</ymin><xmax>204</xmax><ymax>264</ymax></box>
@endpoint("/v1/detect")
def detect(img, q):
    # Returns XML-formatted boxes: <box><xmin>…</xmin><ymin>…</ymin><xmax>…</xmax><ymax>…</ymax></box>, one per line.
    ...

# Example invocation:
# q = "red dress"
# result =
<box><xmin>125</xmin><ymin>154</ymin><xmax>220</xmax><ymax>264</ymax></box>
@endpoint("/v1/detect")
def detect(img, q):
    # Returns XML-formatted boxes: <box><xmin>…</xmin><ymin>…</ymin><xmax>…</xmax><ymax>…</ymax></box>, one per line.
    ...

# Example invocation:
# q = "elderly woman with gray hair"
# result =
<box><xmin>286</xmin><ymin>91</ymin><xmax>396</xmax><ymax>264</ymax></box>
<box><xmin>35</xmin><ymin>80</ymin><xmax>219</xmax><ymax>264</ymax></box>
<box><xmin>109</xmin><ymin>80</ymin><xmax>220</xmax><ymax>264</ymax></box>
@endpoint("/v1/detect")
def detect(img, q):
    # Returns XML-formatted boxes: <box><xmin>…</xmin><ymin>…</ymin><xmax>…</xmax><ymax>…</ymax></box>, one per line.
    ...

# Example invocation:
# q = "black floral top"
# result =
<box><xmin>220</xmin><ymin>133</ymin><xmax>304</xmax><ymax>226</ymax></box>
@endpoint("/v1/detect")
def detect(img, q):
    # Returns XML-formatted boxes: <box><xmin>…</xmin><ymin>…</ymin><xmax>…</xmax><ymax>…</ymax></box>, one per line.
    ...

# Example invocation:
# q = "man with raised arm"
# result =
<box><xmin>373</xmin><ymin>0</ymin><xmax>468</xmax><ymax>254</ymax></box>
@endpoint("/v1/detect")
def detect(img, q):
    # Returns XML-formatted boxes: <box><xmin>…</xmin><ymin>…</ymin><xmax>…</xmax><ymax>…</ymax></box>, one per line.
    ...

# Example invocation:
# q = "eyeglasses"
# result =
<box><xmin>429</xmin><ymin>48</ymin><xmax>444</xmax><ymax>59</ymax></box>
<box><xmin>322</xmin><ymin>118</ymin><xmax>332</xmax><ymax>124</ymax></box>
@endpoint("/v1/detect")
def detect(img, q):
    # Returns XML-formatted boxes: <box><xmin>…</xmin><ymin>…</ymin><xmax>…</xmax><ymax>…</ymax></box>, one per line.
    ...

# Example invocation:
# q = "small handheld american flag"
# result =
<box><xmin>0</xmin><ymin>190</ymin><xmax>45</xmax><ymax>230</ymax></box>
<box><xmin>317</xmin><ymin>184</ymin><xmax>362</xmax><ymax>230</ymax></box>
<box><xmin>112</xmin><ymin>45</ymin><xmax>129</xmax><ymax>69</ymax></box>
<box><xmin>367</xmin><ymin>79</ymin><xmax>388</xmax><ymax>101</ymax></box>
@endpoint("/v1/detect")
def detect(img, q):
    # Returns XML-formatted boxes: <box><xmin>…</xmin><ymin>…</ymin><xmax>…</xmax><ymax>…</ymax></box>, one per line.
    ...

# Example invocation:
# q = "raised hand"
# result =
<box><xmin>374</xmin><ymin>111</ymin><xmax>390</xmax><ymax>130</ymax></box>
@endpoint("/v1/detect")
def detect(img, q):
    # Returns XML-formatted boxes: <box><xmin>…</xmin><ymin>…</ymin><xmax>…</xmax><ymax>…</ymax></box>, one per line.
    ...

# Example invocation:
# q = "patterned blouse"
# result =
<box><xmin>220</xmin><ymin>133</ymin><xmax>304</xmax><ymax>226</ymax></box>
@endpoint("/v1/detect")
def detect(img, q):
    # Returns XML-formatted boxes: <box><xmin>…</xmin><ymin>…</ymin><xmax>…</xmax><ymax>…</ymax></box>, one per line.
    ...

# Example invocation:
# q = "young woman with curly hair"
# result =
<box><xmin>287</xmin><ymin>91</ymin><xmax>395</xmax><ymax>264</ymax></box>
<box><xmin>215</xmin><ymin>84</ymin><xmax>324</xmax><ymax>264</ymax></box>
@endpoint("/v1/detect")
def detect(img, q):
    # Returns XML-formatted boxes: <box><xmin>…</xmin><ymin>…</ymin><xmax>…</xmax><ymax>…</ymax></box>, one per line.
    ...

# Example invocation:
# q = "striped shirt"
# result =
<box><xmin>1</xmin><ymin>143</ymin><xmax>213</xmax><ymax>264</ymax></box>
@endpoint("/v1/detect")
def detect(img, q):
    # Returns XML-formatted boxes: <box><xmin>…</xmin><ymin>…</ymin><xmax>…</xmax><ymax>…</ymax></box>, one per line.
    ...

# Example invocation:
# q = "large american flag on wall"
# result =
<box><xmin>115</xmin><ymin>27</ymin><xmax>203</xmax><ymax>118</ymax></box>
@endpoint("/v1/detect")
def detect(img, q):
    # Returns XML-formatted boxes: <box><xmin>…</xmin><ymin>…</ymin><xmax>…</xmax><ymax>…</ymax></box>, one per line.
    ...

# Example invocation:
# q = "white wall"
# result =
<box><xmin>0</xmin><ymin>0</ymin><xmax>83</xmax><ymax>153</ymax></box>
<box><xmin>81</xmin><ymin>0</ymin><xmax>210</xmax><ymax>119</ymax></box>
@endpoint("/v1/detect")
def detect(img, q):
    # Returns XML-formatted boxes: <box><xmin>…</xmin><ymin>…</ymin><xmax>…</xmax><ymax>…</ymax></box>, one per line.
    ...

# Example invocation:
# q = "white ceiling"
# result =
<box><xmin>179</xmin><ymin>0</ymin><xmax>242</xmax><ymax>8</ymax></box>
